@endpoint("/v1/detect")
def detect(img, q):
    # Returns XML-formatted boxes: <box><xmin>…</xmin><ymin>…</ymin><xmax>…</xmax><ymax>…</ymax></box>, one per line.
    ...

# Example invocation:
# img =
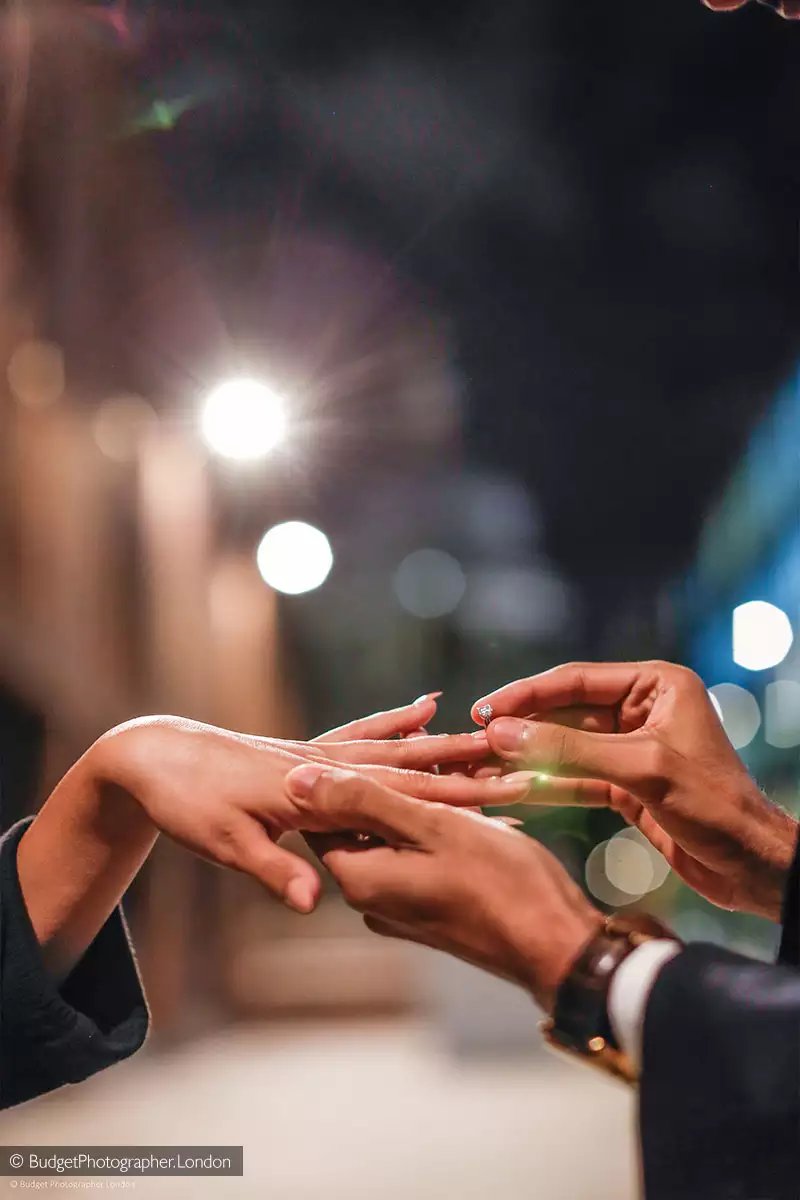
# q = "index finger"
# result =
<box><xmin>313</xmin><ymin>694</ymin><xmax>441</xmax><ymax>744</ymax></box>
<box><xmin>472</xmin><ymin>662</ymin><xmax>646</xmax><ymax>722</ymax></box>
<box><xmin>362</xmin><ymin>765</ymin><xmax>535</xmax><ymax>807</ymax></box>
<box><xmin>319</xmin><ymin>732</ymin><xmax>489</xmax><ymax>770</ymax></box>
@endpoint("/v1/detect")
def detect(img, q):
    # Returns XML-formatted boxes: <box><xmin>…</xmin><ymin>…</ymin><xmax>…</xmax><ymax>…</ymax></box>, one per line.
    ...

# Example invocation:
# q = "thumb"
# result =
<box><xmin>487</xmin><ymin>717</ymin><xmax>660</xmax><ymax>796</ymax></box>
<box><xmin>285</xmin><ymin>764</ymin><xmax>436</xmax><ymax>844</ymax></box>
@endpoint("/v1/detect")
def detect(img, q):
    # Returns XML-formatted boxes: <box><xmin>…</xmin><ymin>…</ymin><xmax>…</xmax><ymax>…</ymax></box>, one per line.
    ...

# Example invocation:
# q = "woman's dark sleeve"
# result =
<box><xmin>0</xmin><ymin>818</ymin><xmax>149</xmax><ymax>1110</ymax></box>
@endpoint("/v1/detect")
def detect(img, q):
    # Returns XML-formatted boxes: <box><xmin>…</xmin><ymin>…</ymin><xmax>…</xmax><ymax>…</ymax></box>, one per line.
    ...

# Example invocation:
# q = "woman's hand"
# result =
<box><xmin>15</xmin><ymin>700</ymin><xmax>528</xmax><ymax>982</ymax></box>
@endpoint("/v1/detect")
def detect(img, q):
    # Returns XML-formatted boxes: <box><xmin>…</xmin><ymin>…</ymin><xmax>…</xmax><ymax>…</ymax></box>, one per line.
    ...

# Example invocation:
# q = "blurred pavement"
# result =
<box><xmin>1</xmin><ymin>1021</ymin><xmax>638</xmax><ymax>1200</ymax></box>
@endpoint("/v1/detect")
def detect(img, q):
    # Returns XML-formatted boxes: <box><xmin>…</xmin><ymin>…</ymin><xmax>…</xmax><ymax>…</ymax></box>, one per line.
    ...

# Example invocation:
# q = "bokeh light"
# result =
<box><xmin>459</xmin><ymin>476</ymin><xmax>540</xmax><ymax>556</ymax></box>
<box><xmin>732</xmin><ymin>600</ymin><xmax>793</xmax><ymax>671</ymax></box>
<box><xmin>604</xmin><ymin>837</ymin><xmax>655</xmax><ymax>897</ymax></box>
<box><xmin>93</xmin><ymin>396</ymin><xmax>158</xmax><ymax>462</ymax></box>
<box><xmin>200</xmin><ymin>378</ymin><xmax>287</xmax><ymax>461</ymax></box>
<box><xmin>393</xmin><ymin>548</ymin><xmax>466</xmax><ymax>619</ymax></box>
<box><xmin>456</xmin><ymin>562</ymin><xmax>572</xmax><ymax>638</ymax></box>
<box><xmin>764</xmin><ymin>679</ymin><xmax>800</xmax><ymax>749</ymax></box>
<box><xmin>585</xmin><ymin>827</ymin><xmax>670</xmax><ymax>907</ymax></box>
<box><xmin>585</xmin><ymin>841</ymin><xmax>631</xmax><ymax>907</ymax></box>
<box><xmin>608</xmin><ymin>827</ymin><xmax>671</xmax><ymax>893</ymax></box>
<box><xmin>256</xmin><ymin>522</ymin><xmax>333</xmax><ymax>595</ymax></box>
<box><xmin>7</xmin><ymin>340</ymin><xmax>65</xmax><ymax>408</ymax></box>
<box><xmin>708</xmin><ymin>682</ymin><xmax>761</xmax><ymax>749</ymax></box>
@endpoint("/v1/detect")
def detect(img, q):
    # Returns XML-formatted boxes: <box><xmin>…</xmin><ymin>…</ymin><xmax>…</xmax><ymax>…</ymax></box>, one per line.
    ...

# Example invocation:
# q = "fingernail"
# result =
<box><xmin>414</xmin><ymin>691</ymin><xmax>443</xmax><ymax>706</ymax></box>
<box><xmin>489</xmin><ymin>717</ymin><xmax>530</xmax><ymax>754</ymax></box>
<box><xmin>287</xmin><ymin>763</ymin><xmax>327</xmax><ymax>798</ymax></box>
<box><xmin>406</xmin><ymin>729</ymin><xmax>429</xmax><ymax>740</ymax></box>
<box><xmin>471</xmin><ymin>730</ymin><xmax>488</xmax><ymax>743</ymax></box>
<box><xmin>285</xmin><ymin>877</ymin><xmax>316</xmax><ymax>914</ymax></box>
<box><xmin>500</xmin><ymin>770</ymin><xmax>539</xmax><ymax>787</ymax></box>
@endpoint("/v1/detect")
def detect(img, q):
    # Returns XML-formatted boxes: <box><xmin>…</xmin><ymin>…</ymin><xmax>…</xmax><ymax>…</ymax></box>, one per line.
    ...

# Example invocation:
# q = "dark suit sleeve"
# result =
<box><xmin>640</xmin><ymin>831</ymin><xmax>800</xmax><ymax>1200</ymax></box>
<box><xmin>777</xmin><ymin>827</ymin><xmax>800</xmax><ymax>968</ymax></box>
<box><xmin>0</xmin><ymin>818</ymin><xmax>149</xmax><ymax>1110</ymax></box>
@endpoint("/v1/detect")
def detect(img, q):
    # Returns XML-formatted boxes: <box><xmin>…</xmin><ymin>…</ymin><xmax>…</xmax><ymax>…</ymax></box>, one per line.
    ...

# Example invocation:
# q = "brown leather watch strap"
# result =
<box><xmin>541</xmin><ymin>913</ymin><xmax>681</xmax><ymax>1086</ymax></box>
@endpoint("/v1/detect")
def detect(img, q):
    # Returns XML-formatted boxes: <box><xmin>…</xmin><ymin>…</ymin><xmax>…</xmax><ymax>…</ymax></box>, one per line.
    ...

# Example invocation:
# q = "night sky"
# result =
<box><xmin>132</xmin><ymin>0</ymin><xmax>800</xmax><ymax>626</ymax></box>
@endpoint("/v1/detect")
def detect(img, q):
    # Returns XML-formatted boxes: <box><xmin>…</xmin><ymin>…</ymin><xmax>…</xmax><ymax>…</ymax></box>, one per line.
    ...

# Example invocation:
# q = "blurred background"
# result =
<box><xmin>2</xmin><ymin>0</ymin><xmax>800</xmax><ymax>1195</ymax></box>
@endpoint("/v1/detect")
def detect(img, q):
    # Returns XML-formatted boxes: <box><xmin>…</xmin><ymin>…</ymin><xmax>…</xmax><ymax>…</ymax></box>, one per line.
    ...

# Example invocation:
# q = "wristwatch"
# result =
<box><xmin>540</xmin><ymin>913</ymin><xmax>682</xmax><ymax>1086</ymax></box>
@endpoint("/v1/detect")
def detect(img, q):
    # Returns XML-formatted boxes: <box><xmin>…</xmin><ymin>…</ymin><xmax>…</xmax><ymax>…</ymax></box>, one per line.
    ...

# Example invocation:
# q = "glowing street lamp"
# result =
<box><xmin>200</xmin><ymin>378</ymin><xmax>287</xmax><ymax>461</ymax></box>
<box><xmin>256</xmin><ymin>522</ymin><xmax>333</xmax><ymax>595</ymax></box>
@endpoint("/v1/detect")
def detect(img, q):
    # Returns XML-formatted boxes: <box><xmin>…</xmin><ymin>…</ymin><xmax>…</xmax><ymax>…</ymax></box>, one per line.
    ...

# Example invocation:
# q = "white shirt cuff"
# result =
<box><xmin>608</xmin><ymin>939</ymin><xmax>682</xmax><ymax>1069</ymax></box>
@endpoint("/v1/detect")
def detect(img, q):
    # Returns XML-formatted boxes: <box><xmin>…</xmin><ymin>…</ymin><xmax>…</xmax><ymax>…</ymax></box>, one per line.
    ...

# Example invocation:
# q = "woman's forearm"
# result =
<box><xmin>14</xmin><ymin>732</ymin><xmax>157</xmax><ymax>983</ymax></box>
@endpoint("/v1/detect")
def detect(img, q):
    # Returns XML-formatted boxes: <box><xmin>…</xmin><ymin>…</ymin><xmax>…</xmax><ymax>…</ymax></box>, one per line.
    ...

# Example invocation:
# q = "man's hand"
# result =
<box><xmin>474</xmin><ymin>661</ymin><xmax>799</xmax><ymax>921</ymax></box>
<box><xmin>285</xmin><ymin>764</ymin><xmax>603</xmax><ymax>1013</ymax></box>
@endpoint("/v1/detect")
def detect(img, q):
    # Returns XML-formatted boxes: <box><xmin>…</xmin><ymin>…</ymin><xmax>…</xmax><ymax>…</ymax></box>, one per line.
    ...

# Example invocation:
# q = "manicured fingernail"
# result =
<box><xmin>287</xmin><ymin>763</ymin><xmax>327</xmax><ymax>798</ymax></box>
<box><xmin>414</xmin><ymin>691</ymin><xmax>443</xmax><ymax>706</ymax></box>
<box><xmin>285</xmin><ymin>877</ymin><xmax>317</xmax><ymax>914</ymax></box>
<box><xmin>471</xmin><ymin>730</ymin><xmax>488</xmax><ymax>743</ymax></box>
<box><xmin>490</xmin><ymin>717</ymin><xmax>529</xmax><ymax>754</ymax></box>
<box><xmin>500</xmin><ymin>770</ymin><xmax>539</xmax><ymax>787</ymax></box>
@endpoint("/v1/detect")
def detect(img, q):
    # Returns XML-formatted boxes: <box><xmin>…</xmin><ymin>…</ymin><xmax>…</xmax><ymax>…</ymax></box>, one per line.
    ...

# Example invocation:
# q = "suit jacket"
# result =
<box><xmin>640</xmin><ymin>834</ymin><xmax>800</xmax><ymax>1200</ymax></box>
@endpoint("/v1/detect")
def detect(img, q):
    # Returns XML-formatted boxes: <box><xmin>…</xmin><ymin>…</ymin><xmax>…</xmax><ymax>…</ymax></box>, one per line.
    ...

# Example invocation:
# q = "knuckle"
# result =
<box><xmin>394</xmin><ymin>739</ymin><xmax>415</xmax><ymax>765</ymax></box>
<box><xmin>404</xmin><ymin>768</ymin><xmax>434</xmax><ymax>796</ymax></box>
<box><xmin>651</xmin><ymin>660</ymin><xmax>702</xmax><ymax>691</ymax></box>
<box><xmin>341</xmin><ymin>873</ymin><xmax>379</xmax><ymax>913</ymax></box>
<box><xmin>421</xmin><ymin>802</ymin><xmax>447</xmax><ymax>838</ymax></box>
<box><xmin>677</xmin><ymin>665</ymin><xmax>705</xmax><ymax>695</ymax></box>
<box><xmin>212</xmin><ymin>820</ymin><xmax>244</xmax><ymax>870</ymax></box>
<box><xmin>568</xmin><ymin>664</ymin><xmax>588</xmax><ymax>706</ymax></box>
<box><xmin>543</xmin><ymin>722</ymin><xmax>574</xmax><ymax>767</ymax></box>
<box><xmin>331</xmin><ymin>769</ymin><xmax>369</xmax><ymax>808</ymax></box>
<box><xmin>639</xmin><ymin>738</ymin><xmax>677</xmax><ymax>795</ymax></box>
<box><xmin>546</xmin><ymin>661</ymin><xmax>590</xmax><ymax>706</ymax></box>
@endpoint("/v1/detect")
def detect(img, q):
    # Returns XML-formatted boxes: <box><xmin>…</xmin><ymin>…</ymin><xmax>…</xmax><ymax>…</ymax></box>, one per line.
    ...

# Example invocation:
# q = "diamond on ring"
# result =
<box><xmin>477</xmin><ymin>703</ymin><xmax>493</xmax><ymax>726</ymax></box>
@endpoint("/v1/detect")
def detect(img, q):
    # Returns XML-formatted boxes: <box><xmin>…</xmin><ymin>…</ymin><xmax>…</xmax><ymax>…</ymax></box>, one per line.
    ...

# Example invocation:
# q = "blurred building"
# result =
<box><xmin>682</xmin><ymin>363</ymin><xmax>800</xmax><ymax>789</ymax></box>
<box><xmin>675</xmin><ymin>361</ymin><xmax>800</xmax><ymax>956</ymax></box>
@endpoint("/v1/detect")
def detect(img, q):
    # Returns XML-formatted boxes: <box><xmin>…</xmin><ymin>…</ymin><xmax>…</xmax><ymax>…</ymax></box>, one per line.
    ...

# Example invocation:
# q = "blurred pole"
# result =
<box><xmin>208</xmin><ymin>553</ymin><xmax>302</xmax><ymax>739</ymax></box>
<box><xmin>137</xmin><ymin>428</ymin><xmax>212</xmax><ymax>717</ymax></box>
<box><xmin>136</xmin><ymin>427</ymin><xmax>213</xmax><ymax>1036</ymax></box>
<box><xmin>6</xmin><ymin>402</ymin><xmax>129</xmax><ymax>734</ymax></box>
<box><xmin>207</xmin><ymin>552</ymin><xmax>305</xmax><ymax>1014</ymax></box>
